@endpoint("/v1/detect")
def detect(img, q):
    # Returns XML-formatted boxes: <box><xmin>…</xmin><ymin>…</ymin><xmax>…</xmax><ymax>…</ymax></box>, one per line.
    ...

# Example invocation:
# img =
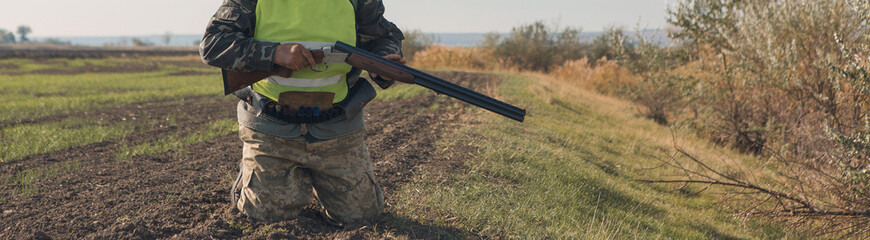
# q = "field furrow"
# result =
<box><xmin>0</xmin><ymin>95</ymin><xmax>216</xmax><ymax>129</ymax></box>
<box><xmin>0</xmin><ymin>97</ymin><xmax>236</xmax><ymax>169</ymax></box>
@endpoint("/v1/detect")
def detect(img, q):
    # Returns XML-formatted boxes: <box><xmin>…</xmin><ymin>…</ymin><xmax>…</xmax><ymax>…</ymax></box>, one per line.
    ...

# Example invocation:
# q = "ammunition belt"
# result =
<box><xmin>234</xmin><ymin>77</ymin><xmax>377</xmax><ymax>125</ymax></box>
<box><xmin>259</xmin><ymin>102</ymin><xmax>345</xmax><ymax>124</ymax></box>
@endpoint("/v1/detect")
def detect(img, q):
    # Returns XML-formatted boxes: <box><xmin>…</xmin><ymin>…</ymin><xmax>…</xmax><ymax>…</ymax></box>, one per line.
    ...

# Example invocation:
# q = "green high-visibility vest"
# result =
<box><xmin>252</xmin><ymin>0</ymin><xmax>357</xmax><ymax>103</ymax></box>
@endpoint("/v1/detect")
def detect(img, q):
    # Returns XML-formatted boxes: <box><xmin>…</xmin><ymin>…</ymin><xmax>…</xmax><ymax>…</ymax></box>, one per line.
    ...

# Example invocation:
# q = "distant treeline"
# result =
<box><xmin>21</xmin><ymin>31</ymin><xmax>669</xmax><ymax>48</ymax></box>
<box><xmin>0</xmin><ymin>25</ymin><xmax>34</xmax><ymax>44</ymax></box>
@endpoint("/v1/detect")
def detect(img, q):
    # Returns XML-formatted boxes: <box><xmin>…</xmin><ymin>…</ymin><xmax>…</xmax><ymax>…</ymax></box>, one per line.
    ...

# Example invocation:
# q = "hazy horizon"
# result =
<box><xmin>3</xmin><ymin>0</ymin><xmax>672</xmax><ymax>38</ymax></box>
<box><xmin>25</xmin><ymin>30</ymin><xmax>671</xmax><ymax>47</ymax></box>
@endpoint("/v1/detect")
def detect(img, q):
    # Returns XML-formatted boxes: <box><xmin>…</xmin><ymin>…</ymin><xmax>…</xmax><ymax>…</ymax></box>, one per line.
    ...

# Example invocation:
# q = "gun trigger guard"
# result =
<box><xmin>310</xmin><ymin>63</ymin><xmax>328</xmax><ymax>72</ymax></box>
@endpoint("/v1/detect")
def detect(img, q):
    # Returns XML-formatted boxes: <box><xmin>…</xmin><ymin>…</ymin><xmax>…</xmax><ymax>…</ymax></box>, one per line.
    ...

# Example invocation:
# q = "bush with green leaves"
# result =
<box><xmin>605</xmin><ymin>26</ymin><xmax>696</xmax><ymax>126</ymax></box>
<box><xmin>483</xmin><ymin>21</ymin><xmax>586</xmax><ymax>72</ymax></box>
<box><xmin>587</xmin><ymin>26</ymin><xmax>630</xmax><ymax>63</ymax></box>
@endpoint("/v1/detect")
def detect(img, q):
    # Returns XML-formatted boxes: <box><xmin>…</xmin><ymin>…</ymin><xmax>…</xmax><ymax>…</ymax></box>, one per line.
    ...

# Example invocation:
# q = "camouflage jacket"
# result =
<box><xmin>199</xmin><ymin>0</ymin><xmax>404</xmax><ymax>78</ymax></box>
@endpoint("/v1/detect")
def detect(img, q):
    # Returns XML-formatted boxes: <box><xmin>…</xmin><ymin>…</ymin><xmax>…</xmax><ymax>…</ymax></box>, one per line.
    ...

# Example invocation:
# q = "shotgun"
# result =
<box><xmin>221</xmin><ymin>41</ymin><xmax>526</xmax><ymax>122</ymax></box>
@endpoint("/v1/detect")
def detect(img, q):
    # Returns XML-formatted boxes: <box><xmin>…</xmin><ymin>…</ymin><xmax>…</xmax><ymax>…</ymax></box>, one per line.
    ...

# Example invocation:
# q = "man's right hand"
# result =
<box><xmin>273</xmin><ymin>44</ymin><xmax>316</xmax><ymax>71</ymax></box>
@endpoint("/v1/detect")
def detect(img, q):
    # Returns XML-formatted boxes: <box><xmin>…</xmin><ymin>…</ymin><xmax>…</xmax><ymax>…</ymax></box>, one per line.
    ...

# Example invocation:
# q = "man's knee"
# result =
<box><xmin>314</xmin><ymin>170</ymin><xmax>384</xmax><ymax>224</ymax></box>
<box><xmin>237</xmin><ymin>187</ymin><xmax>311</xmax><ymax>222</ymax></box>
<box><xmin>236</xmin><ymin>164</ymin><xmax>313</xmax><ymax>222</ymax></box>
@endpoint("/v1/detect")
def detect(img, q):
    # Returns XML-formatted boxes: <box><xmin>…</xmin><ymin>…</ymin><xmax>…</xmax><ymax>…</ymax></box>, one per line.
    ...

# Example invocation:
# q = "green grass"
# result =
<box><xmin>0</xmin><ymin>161</ymin><xmax>81</xmax><ymax>199</ymax></box>
<box><xmin>0</xmin><ymin>58</ymin><xmax>119</xmax><ymax>74</ymax></box>
<box><xmin>0</xmin><ymin>58</ymin><xmax>222</xmax><ymax>123</ymax></box>
<box><xmin>115</xmin><ymin>118</ymin><xmax>237</xmax><ymax>161</ymax></box>
<box><xmin>391</xmin><ymin>73</ymin><xmax>798</xmax><ymax>239</ymax></box>
<box><xmin>0</xmin><ymin>117</ymin><xmax>135</xmax><ymax>162</ymax></box>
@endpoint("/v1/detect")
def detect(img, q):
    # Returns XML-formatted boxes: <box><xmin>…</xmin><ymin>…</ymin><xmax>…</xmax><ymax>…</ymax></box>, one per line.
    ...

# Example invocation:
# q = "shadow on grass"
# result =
<box><xmin>376</xmin><ymin>212</ymin><xmax>469</xmax><ymax>239</ymax></box>
<box><xmin>551</xmin><ymin>97</ymin><xmax>586</xmax><ymax>116</ymax></box>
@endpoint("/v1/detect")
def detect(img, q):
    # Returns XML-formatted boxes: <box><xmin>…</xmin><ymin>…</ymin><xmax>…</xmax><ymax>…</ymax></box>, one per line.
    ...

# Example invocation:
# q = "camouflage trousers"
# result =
<box><xmin>235</xmin><ymin>125</ymin><xmax>384</xmax><ymax>224</ymax></box>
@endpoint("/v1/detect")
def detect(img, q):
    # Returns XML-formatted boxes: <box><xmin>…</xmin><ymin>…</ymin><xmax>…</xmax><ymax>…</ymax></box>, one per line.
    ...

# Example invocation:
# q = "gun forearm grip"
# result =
<box><xmin>345</xmin><ymin>53</ymin><xmax>415</xmax><ymax>83</ymax></box>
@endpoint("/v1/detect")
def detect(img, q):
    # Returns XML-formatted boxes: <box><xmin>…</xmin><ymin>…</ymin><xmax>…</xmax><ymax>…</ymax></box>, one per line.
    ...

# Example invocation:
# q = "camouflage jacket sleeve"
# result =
<box><xmin>353</xmin><ymin>0</ymin><xmax>405</xmax><ymax>89</ymax></box>
<box><xmin>354</xmin><ymin>0</ymin><xmax>404</xmax><ymax>56</ymax></box>
<box><xmin>199</xmin><ymin>0</ymin><xmax>277</xmax><ymax>72</ymax></box>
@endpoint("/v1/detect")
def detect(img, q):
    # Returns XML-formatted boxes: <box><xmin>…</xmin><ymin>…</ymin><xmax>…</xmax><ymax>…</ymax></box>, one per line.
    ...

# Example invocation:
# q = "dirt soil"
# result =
<box><xmin>0</xmin><ymin>71</ymin><xmax>497</xmax><ymax>239</ymax></box>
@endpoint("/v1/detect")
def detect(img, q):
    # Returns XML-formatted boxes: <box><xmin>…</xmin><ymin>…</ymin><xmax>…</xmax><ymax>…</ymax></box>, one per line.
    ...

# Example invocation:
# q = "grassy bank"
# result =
<box><xmin>390</xmin><ymin>72</ymin><xmax>796</xmax><ymax>239</ymax></box>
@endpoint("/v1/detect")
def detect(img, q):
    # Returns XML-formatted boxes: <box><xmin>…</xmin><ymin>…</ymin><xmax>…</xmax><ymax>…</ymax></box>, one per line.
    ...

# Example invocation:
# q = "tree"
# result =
<box><xmin>666</xmin><ymin>0</ymin><xmax>749</xmax><ymax>56</ymax></box>
<box><xmin>16</xmin><ymin>25</ymin><xmax>31</xmax><ymax>43</ymax></box>
<box><xmin>588</xmin><ymin>26</ymin><xmax>630</xmax><ymax>62</ymax></box>
<box><xmin>162</xmin><ymin>31</ymin><xmax>172</xmax><ymax>46</ymax></box>
<box><xmin>0</xmin><ymin>29</ymin><xmax>15</xmax><ymax>44</ymax></box>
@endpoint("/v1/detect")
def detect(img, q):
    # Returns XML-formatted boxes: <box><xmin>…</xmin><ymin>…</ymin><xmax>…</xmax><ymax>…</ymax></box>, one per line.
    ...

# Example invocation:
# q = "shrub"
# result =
<box><xmin>484</xmin><ymin>21</ymin><xmax>586</xmax><ymax>72</ymax></box>
<box><xmin>401</xmin><ymin>29</ymin><xmax>437</xmax><ymax>62</ymax></box>
<box><xmin>587</xmin><ymin>26</ymin><xmax>631</xmax><ymax>64</ymax></box>
<box><xmin>611</xmin><ymin>27</ymin><xmax>695</xmax><ymax>126</ymax></box>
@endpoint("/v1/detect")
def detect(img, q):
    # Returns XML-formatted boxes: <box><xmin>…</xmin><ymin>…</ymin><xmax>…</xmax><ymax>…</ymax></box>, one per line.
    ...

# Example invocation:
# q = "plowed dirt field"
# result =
<box><xmin>0</xmin><ymin>53</ymin><xmax>491</xmax><ymax>239</ymax></box>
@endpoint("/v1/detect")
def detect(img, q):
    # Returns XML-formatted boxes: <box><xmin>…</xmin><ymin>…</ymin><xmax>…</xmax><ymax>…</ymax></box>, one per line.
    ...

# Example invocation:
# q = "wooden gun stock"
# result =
<box><xmin>221</xmin><ymin>50</ymin><xmax>325</xmax><ymax>95</ymax></box>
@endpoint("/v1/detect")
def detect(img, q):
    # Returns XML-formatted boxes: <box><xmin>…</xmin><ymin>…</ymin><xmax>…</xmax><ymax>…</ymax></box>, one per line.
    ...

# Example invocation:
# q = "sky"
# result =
<box><xmin>1</xmin><ymin>0</ymin><xmax>672</xmax><ymax>37</ymax></box>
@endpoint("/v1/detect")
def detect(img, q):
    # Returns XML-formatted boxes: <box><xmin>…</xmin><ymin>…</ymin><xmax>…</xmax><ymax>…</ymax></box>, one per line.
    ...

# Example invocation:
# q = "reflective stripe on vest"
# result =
<box><xmin>252</xmin><ymin>0</ymin><xmax>357</xmax><ymax>103</ymax></box>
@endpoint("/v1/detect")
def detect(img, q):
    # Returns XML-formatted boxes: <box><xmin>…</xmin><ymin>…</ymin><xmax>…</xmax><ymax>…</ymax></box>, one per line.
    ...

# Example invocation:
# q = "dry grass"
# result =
<box><xmin>411</xmin><ymin>45</ymin><xmax>638</xmax><ymax>98</ymax></box>
<box><xmin>550</xmin><ymin>57</ymin><xmax>638</xmax><ymax>95</ymax></box>
<box><xmin>410</xmin><ymin>45</ymin><xmax>514</xmax><ymax>72</ymax></box>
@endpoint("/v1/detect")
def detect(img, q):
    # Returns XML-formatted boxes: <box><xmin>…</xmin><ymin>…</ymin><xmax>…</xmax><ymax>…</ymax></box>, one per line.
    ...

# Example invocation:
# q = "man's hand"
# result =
<box><xmin>370</xmin><ymin>54</ymin><xmax>410</xmax><ymax>83</ymax></box>
<box><xmin>274</xmin><ymin>44</ymin><xmax>316</xmax><ymax>71</ymax></box>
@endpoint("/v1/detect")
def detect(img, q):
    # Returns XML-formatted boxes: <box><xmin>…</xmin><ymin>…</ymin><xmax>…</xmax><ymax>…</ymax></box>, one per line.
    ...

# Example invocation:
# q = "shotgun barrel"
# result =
<box><xmin>332</xmin><ymin>41</ymin><xmax>526</xmax><ymax>122</ymax></box>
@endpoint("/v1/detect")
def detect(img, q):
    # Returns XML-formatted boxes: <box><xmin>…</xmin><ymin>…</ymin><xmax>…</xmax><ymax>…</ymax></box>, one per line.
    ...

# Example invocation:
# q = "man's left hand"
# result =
<box><xmin>369</xmin><ymin>54</ymin><xmax>409</xmax><ymax>83</ymax></box>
